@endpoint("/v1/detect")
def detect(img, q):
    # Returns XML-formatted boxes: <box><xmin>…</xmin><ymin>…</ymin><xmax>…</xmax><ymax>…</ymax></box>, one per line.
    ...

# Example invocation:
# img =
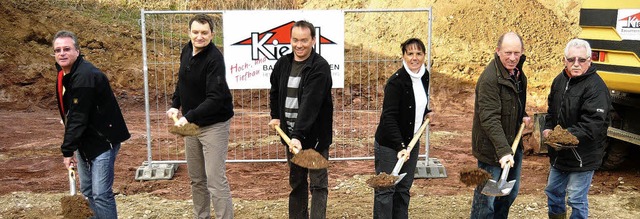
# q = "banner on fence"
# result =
<box><xmin>223</xmin><ymin>10</ymin><xmax>345</xmax><ymax>89</ymax></box>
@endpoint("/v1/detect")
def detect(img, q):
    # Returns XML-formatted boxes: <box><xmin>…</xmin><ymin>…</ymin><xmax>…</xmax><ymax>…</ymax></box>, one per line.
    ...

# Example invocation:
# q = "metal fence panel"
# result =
<box><xmin>140</xmin><ymin>9</ymin><xmax>433</xmax><ymax>165</ymax></box>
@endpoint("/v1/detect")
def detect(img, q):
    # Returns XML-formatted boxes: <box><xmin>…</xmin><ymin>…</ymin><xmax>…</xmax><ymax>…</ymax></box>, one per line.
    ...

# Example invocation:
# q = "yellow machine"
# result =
<box><xmin>579</xmin><ymin>0</ymin><xmax>640</xmax><ymax>169</ymax></box>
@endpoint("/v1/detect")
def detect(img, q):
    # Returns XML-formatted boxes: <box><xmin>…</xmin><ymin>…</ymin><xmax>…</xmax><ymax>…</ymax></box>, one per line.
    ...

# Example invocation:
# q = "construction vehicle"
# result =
<box><xmin>580</xmin><ymin>0</ymin><xmax>640</xmax><ymax>169</ymax></box>
<box><xmin>535</xmin><ymin>0</ymin><xmax>640</xmax><ymax>169</ymax></box>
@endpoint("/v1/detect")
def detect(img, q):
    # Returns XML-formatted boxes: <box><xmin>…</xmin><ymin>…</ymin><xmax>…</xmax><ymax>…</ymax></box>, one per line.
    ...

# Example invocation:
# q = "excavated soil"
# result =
<box><xmin>460</xmin><ymin>167</ymin><xmax>492</xmax><ymax>187</ymax></box>
<box><xmin>546</xmin><ymin>124</ymin><xmax>580</xmax><ymax>146</ymax></box>
<box><xmin>291</xmin><ymin>149</ymin><xmax>330</xmax><ymax>170</ymax></box>
<box><xmin>366</xmin><ymin>173</ymin><xmax>399</xmax><ymax>190</ymax></box>
<box><xmin>2</xmin><ymin>0</ymin><xmax>640</xmax><ymax>218</ymax></box>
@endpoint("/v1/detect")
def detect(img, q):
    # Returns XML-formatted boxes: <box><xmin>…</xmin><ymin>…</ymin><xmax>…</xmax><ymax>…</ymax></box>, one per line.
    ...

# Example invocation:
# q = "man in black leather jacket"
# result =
<box><xmin>54</xmin><ymin>30</ymin><xmax>130</xmax><ymax>218</ymax></box>
<box><xmin>543</xmin><ymin>39</ymin><xmax>611</xmax><ymax>219</ymax></box>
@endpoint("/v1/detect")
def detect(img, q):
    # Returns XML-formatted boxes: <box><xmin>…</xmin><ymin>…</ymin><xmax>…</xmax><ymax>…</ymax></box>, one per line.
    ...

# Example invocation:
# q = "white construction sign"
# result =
<box><xmin>223</xmin><ymin>10</ymin><xmax>345</xmax><ymax>89</ymax></box>
<box><xmin>616</xmin><ymin>9</ymin><xmax>640</xmax><ymax>41</ymax></box>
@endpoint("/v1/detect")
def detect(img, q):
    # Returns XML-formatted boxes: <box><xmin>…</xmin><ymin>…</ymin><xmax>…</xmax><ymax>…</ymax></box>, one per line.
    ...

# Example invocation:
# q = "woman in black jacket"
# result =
<box><xmin>373</xmin><ymin>38</ymin><xmax>434</xmax><ymax>219</ymax></box>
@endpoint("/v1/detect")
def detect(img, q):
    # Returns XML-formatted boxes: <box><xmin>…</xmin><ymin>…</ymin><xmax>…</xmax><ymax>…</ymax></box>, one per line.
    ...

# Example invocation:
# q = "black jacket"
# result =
<box><xmin>56</xmin><ymin>55</ymin><xmax>130</xmax><ymax>161</ymax></box>
<box><xmin>269</xmin><ymin>50</ymin><xmax>333</xmax><ymax>152</ymax></box>
<box><xmin>375</xmin><ymin>67</ymin><xmax>431</xmax><ymax>151</ymax></box>
<box><xmin>171</xmin><ymin>42</ymin><xmax>234</xmax><ymax>126</ymax></box>
<box><xmin>472</xmin><ymin>54</ymin><xmax>527</xmax><ymax>166</ymax></box>
<box><xmin>544</xmin><ymin>66</ymin><xmax>611</xmax><ymax>171</ymax></box>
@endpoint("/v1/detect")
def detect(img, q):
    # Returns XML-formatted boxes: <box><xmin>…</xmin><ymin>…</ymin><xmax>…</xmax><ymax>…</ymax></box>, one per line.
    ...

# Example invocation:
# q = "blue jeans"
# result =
<box><xmin>470</xmin><ymin>146</ymin><xmax>522</xmax><ymax>219</ymax></box>
<box><xmin>373</xmin><ymin>141</ymin><xmax>419</xmax><ymax>219</ymax></box>
<box><xmin>545</xmin><ymin>166</ymin><xmax>594</xmax><ymax>219</ymax></box>
<box><xmin>76</xmin><ymin>142</ymin><xmax>120</xmax><ymax>219</ymax></box>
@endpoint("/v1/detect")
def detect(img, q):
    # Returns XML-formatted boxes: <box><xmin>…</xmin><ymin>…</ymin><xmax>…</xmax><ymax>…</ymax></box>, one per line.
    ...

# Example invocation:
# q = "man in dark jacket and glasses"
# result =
<box><xmin>543</xmin><ymin>39</ymin><xmax>611</xmax><ymax>219</ymax></box>
<box><xmin>53</xmin><ymin>30</ymin><xmax>130</xmax><ymax>218</ymax></box>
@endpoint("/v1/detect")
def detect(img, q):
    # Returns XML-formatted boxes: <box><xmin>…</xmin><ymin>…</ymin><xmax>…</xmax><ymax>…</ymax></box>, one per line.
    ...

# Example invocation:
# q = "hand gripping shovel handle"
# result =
<box><xmin>68</xmin><ymin>167</ymin><xmax>77</xmax><ymax>196</ymax></box>
<box><xmin>171</xmin><ymin>114</ymin><xmax>179</xmax><ymax>123</ymax></box>
<box><xmin>274</xmin><ymin>125</ymin><xmax>300</xmax><ymax>154</ymax></box>
<box><xmin>391</xmin><ymin>118</ymin><xmax>430</xmax><ymax>175</ymax></box>
<box><xmin>495</xmin><ymin>123</ymin><xmax>526</xmax><ymax>192</ymax></box>
<box><xmin>500</xmin><ymin>123</ymin><xmax>525</xmax><ymax>184</ymax></box>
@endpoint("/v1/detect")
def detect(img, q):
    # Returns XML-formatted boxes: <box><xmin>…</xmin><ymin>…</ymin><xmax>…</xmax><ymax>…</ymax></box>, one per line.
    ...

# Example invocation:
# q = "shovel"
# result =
<box><xmin>273</xmin><ymin>125</ymin><xmax>329</xmax><ymax>169</ymax></box>
<box><xmin>481</xmin><ymin>123</ymin><xmax>526</xmax><ymax>196</ymax></box>
<box><xmin>68</xmin><ymin>167</ymin><xmax>76</xmax><ymax>195</ymax></box>
<box><xmin>367</xmin><ymin>118</ymin><xmax>431</xmax><ymax>189</ymax></box>
<box><xmin>61</xmin><ymin>166</ymin><xmax>94</xmax><ymax>218</ymax></box>
<box><xmin>389</xmin><ymin>117</ymin><xmax>430</xmax><ymax>185</ymax></box>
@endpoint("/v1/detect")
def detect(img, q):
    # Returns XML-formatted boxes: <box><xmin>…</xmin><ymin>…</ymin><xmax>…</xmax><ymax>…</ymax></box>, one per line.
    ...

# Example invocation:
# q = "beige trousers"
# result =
<box><xmin>185</xmin><ymin>119</ymin><xmax>233</xmax><ymax>219</ymax></box>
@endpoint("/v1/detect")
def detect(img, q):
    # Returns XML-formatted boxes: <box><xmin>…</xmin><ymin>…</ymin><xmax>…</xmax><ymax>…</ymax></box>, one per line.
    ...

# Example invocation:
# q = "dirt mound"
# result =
<box><xmin>0</xmin><ymin>0</ymin><xmax>144</xmax><ymax>110</ymax></box>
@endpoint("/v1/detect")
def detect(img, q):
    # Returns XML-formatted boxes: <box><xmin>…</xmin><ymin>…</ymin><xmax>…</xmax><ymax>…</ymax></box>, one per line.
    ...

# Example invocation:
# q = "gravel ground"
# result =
<box><xmin>2</xmin><ymin>175</ymin><xmax>639</xmax><ymax>218</ymax></box>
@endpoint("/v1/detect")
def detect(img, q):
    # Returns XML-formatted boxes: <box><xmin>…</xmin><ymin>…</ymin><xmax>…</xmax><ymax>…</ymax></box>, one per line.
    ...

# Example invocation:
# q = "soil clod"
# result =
<box><xmin>169</xmin><ymin>123</ymin><xmax>200</xmax><ymax>136</ymax></box>
<box><xmin>291</xmin><ymin>149</ymin><xmax>329</xmax><ymax>169</ymax></box>
<box><xmin>545</xmin><ymin>125</ymin><xmax>579</xmax><ymax>149</ymax></box>
<box><xmin>459</xmin><ymin>167</ymin><xmax>492</xmax><ymax>187</ymax></box>
<box><xmin>366</xmin><ymin>173</ymin><xmax>399</xmax><ymax>189</ymax></box>
<box><xmin>60</xmin><ymin>195</ymin><xmax>93</xmax><ymax>218</ymax></box>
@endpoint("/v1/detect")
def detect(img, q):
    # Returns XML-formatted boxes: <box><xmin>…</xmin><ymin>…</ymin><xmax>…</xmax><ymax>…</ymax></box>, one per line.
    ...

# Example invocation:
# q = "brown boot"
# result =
<box><xmin>549</xmin><ymin>212</ymin><xmax>566</xmax><ymax>219</ymax></box>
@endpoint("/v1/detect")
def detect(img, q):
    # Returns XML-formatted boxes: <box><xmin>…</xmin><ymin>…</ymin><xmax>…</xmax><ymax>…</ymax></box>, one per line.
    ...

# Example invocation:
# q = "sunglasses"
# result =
<box><xmin>565</xmin><ymin>57</ymin><xmax>589</xmax><ymax>63</ymax></box>
<box><xmin>53</xmin><ymin>47</ymin><xmax>74</xmax><ymax>54</ymax></box>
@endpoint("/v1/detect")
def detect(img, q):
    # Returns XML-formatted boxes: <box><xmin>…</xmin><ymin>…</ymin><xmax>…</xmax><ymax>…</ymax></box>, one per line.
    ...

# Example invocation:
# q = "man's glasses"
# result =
<box><xmin>53</xmin><ymin>47</ymin><xmax>74</xmax><ymax>54</ymax></box>
<box><xmin>565</xmin><ymin>57</ymin><xmax>589</xmax><ymax>63</ymax></box>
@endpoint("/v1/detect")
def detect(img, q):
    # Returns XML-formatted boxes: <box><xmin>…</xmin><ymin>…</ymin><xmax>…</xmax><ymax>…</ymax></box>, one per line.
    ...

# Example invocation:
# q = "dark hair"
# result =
<box><xmin>53</xmin><ymin>30</ymin><xmax>80</xmax><ymax>50</ymax></box>
<box><xmin>401</xmin><ymin>38</ymin><xmax>425</xmax><ymax>55</ymax></box>
<box><xmin>291</xmin><ymin>20</ymin><xmax>316</xmax><ymax>38</ymax></box>
<box><xmin>189</xmin><ymin>14</ymin><xmax>214</xmax><ymax>32</ymax></box>
<box><xmin>497</xmin><ymin>32</ymin><xmax>524</xmax><ymax>50</ymax></box>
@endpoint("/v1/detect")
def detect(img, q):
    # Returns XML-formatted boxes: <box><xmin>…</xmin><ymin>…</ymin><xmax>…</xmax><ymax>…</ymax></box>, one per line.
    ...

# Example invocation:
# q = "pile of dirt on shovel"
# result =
<box><xmin>366</xmin><ymin>173</ymin><xmax>399</xmax><ymax>189</ymax></box>
<box><xmin>459</xmin><ymin>167</ymin><xmax>492</xmax><ymax>187</ymax></box>
<box><xmin>291</xmin><ymin>149</ymin><xmax>329</xmax><ymax>169</ymax></box>
<box><xmin>60</xmin><ymin>195</ymin><xmax>93</xmax><ymax>218</ymax></box>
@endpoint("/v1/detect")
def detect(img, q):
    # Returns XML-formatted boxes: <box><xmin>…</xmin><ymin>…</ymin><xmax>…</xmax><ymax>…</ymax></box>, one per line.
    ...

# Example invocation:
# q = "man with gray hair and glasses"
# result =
<box><xmin>542</xmin><ymin>39</ymin><xmax>611</xmax><ymax>219</ymax></box>
<box><xmin>53</xmin><ymin>30</ymin><xmax>130</xmax><ymax>218</ymax></box>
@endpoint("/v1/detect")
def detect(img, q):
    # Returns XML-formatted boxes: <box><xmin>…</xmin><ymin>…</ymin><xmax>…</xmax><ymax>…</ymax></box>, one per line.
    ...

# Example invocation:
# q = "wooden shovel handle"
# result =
<box><xmin>171</xmin><ymin>114</ymin><xmax>179</xmax><ymax>123</ymax></box>
<box><xmin>401</xmin><ymin>117</ymin><xmax>430</xmax><ymax>160</ymax></box>
<box><xmin>274</xmin><ymin>125</ymin><xmax>299</xmax><ymax>154</ymax></box>
<box><xmin>511</xmin><ymin>123</ymin><xmax>526</xmax><ymax>153</ymax></box>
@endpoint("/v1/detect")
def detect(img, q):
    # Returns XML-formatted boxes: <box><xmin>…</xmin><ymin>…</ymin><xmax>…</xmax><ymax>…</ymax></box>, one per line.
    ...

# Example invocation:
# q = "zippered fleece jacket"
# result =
<box><xmin>56</xmin><ymin>55</ymin><xmax>130</xmax><ymax>161</ymax></box>
<box><xmin>171</xmin><ymin>42</ymin><xmax>234</xmax><ymax>126</ymax></box>
<box><xmin>270</xmin><ymin>50</ymin><xmax>333</xmax><ymax>152</ymax></box>
<box><xmin>544</xmin><ymin>66</ymin><xmax>611</xmax><ymax>171</ymax></box>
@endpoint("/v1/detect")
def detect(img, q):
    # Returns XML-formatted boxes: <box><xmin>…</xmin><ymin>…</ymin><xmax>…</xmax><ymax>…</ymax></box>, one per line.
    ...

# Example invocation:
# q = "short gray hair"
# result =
<box><xmin>564</xmin><ymin>39</ymin><xmax>591</xmax><ymax>58</ymax></box>
<box><xmin>53</xmin><ymin>30</ymin><xmax>80</xmax><ymax>50</ymax></box>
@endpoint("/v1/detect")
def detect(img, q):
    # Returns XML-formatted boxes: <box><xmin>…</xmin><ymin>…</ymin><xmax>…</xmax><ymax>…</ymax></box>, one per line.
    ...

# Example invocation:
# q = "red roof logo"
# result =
<box><xmin>619</xmin><ymin>12</ymin><xmax>640</xmax><ymax>28</ymax></box>
<box><xmin>232</xmin><ymin>21</ymin><xmax>336</xmax><ymax>45</ymax></box>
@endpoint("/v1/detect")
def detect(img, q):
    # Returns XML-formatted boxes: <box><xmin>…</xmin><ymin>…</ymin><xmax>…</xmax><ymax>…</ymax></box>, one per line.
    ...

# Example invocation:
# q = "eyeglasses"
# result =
<box><xmin>565</xmin><ymin>57</ymin><xmax>589</xmax><ymax>64</ymax></box>
<box><xmin>53</xmin><ymin>47</ymin><xmax>74</xmax><ymax>54</ymax></box>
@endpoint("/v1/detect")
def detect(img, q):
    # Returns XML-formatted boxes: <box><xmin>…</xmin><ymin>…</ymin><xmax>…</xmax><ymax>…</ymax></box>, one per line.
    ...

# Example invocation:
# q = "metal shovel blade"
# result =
<box><xmin>481</xmin><ymin>164</ymin><xmax>515</xmax><ymax>196</ymax></box>
<box><xmin>390</xmin><ymin>158</ymin><xmax>406</xmax><ymax>185</ymax></box>
<box><xmin>68</xmin><ymin>168</ymin><xmax>77</xmax><ymax>196</ymax></box>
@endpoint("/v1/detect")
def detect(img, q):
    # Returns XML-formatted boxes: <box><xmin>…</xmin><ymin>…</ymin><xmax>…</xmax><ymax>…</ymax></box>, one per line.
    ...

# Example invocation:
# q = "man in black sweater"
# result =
<box><xmin>166</xmin><ymin>14</ymin><xmax>234</xmax><ymax>219</ymax></box>
<box><xmin>268</xmin><ymin>20</ymin><xmax>333</xmax><ymax>219</ymax></box>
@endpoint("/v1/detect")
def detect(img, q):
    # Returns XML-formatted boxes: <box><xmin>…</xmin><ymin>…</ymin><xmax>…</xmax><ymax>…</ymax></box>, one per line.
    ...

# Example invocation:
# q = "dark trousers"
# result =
<box><xmin>287</xmin><ymin>147</ymin><xmax>329</xmax><ymax>219</ymax></box>
<box><xmin>373</xmin><ymin>141</ymin><xmax>419</xmax><ymax>219</ymax></box>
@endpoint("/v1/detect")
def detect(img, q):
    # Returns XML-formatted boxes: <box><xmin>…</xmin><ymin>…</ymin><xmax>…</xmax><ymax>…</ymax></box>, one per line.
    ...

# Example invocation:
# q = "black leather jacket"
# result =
<box><xmin>56</xmin><ymin>55</ymin><xmax>130</xmax><ymax>161</ymax></box>
<box><xmin>544</xmin><ymin>66</ymin><xmax>611</xmax><ymax>171</ymax></box>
